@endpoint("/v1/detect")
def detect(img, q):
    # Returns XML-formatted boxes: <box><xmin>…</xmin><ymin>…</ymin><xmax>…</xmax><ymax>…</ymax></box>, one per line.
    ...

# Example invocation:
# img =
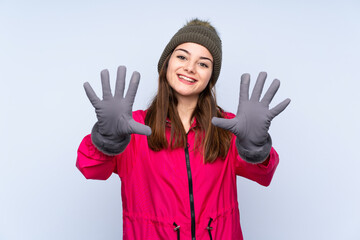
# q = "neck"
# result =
<box><xmin>176</xmin><ymin>94</ymin><xmax>198</xmax><ymax>132</ymax></box>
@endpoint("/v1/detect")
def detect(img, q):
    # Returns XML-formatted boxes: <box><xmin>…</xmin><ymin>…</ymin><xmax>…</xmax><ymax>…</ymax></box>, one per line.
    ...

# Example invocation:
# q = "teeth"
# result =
<box><xmin>179</xmin><ymin>75</ymin><xmax>195</xmax><ymax>82</ymax></box>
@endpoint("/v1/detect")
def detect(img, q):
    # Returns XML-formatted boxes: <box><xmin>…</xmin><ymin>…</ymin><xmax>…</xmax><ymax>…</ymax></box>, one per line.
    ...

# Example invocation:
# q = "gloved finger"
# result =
<box><xmin>101</xmin><ymin>69</ymin><xmax>113</xmax><ymax>100</ymax></box>
<box><xmin>261</xmin><ymin>79</ymin><xmax>280</xmax><ymax>106</ymax></box>
<box><xmin>84</xmin><ymin>82</ymin><xmax>100</xmax><ymax>107</ymax></box>
<box><xmin>239</xmin><ymin>73</ymin><xmax>250</xmax><ymax>102</ymax></box>
<box><xmin>125</xmin><ymin>71</ymin><xmax>141</xmax><ymax>105</ymax></box>
<box><xmin>269</xmin><ymin>98</ymin><xmax>291</xmax><ymax>119</ymax></box>
<box><xmin>211</xmin><ymin>117</ymin><xmax>237</xmax><ymax>132</ymax></box>
<box><xmin>236</xmin><ymin>74</ymin><xmax>250</xmax><ymax>115</ymax></box>
<box><xmin>128</xmin><ymin>119</ymin><xmax>152</xmax><ymax>136</ymax></box>
<box><xmin>250</xmin><ymin>72</ymin><xmax>267</xmax><ymax>102</ymax></box>
<box><xmin>114</xmin><ymin>66</ymin><xmax>126</xmax><ymax>99</ymax></box>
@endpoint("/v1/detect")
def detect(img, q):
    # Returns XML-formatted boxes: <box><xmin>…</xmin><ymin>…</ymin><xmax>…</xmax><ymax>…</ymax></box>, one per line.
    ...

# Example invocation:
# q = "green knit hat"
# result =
<box><xmin>158</xmin><ymin>19</ymin><xmax>222</xmax><ymax>84</ymax></box>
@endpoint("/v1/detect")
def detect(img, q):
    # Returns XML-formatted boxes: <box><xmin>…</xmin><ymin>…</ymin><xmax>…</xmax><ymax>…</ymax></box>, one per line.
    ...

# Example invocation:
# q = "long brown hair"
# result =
<box><xmin>145</xmin><ymin>54</ymin><xmax>232</xmax><ymax>163</ymax></box>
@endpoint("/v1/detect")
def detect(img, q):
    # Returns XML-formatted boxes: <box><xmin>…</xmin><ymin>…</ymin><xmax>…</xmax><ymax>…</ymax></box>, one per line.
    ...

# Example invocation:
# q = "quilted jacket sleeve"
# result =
<box><xmin>76</xmin><ymin>111</ymin><xmax>147</xmax><ymax>180</ymax></box>
<box><xmin>76</xmin><ymin>134</ymin><xmax>117</xmax><ymax>180</ymax></box>
<box><xmin>77</xmin><ymin>133</ymin><xmax>140</xmax><ymax>180</ymax></box>
<box><xmin>232</xmin><ymin>143</ymin><xmax>279</xmax><ymax>187</ymax></box>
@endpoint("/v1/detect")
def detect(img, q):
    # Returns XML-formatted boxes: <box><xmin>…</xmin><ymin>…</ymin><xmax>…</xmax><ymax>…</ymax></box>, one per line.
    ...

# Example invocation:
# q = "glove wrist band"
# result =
<box><xmin>236</xmin><ymin>135</ymin><xmax>272</xmax><ymax>164</ymax></box>
<box><xmin>91</xmin><ymin>122</ymin><xmax>131</xmax><ymax>156</ymax></box>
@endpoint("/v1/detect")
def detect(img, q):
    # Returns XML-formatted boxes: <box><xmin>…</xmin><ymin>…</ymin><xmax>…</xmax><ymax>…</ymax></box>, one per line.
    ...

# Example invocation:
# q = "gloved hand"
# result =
<box><xmin>212</xmin><ymin>72</ymin><xmax>290</xmax><ymax>163</ymax></box>
<box><xmin>84</xmin><ymin>66</ymin><xmax>152</xmax><ymax>155</ymax></box>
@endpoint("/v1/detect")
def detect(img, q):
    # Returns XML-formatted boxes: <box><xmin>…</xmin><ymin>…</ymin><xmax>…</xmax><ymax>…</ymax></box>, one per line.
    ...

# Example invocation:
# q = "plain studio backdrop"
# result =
<box><xmin>1</xmin><ymin>0</ymin><xmax>359</xmax><ymax>239</ymax></box>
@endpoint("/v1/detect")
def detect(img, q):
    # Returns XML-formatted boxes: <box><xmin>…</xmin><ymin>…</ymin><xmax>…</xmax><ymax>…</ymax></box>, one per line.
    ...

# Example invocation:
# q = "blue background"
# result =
<box><xmin>1</xmin><ymin>0</ymin><xmax>359</xmax><ymax>239</ymax></box>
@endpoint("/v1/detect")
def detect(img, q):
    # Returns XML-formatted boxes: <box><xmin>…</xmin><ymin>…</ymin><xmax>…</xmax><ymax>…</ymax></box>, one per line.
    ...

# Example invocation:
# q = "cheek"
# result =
<box><xmin>198</xmin><ymin>74</ymin><xmax>212</xmax><ymax>92</ymax></box>
<box><xmin>166</xmin><ymin>61</ymin><xmax>173</xmax><ymax>79</ymax></box>
<box><xmin>203</xmin><ymin>70</ymin><xmax>212</xmax><ymax>85</ymax></box>
<box><xmin>166</xmin><ymin>59</ymin><xmax>176</xmax><ymax>78</ymax></box>
<box><xmin>166</xmin><ymin>70</ymin><xmax>170</xmax><ymax>82</ymax></box>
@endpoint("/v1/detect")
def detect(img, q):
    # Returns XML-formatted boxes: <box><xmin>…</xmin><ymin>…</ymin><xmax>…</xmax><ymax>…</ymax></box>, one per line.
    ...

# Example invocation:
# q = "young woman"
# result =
<box><xmin>77</xmin><ymin>19</ymin><xmax>290</xmax><ymax>240</ymax></box>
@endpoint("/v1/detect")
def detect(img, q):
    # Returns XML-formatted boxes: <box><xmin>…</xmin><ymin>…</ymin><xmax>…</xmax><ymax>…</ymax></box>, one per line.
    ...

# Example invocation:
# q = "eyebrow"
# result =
<box><xmin>174</xmin><ymin>48</ymin><xmax>213</xmax><ymax>63</ymax></box>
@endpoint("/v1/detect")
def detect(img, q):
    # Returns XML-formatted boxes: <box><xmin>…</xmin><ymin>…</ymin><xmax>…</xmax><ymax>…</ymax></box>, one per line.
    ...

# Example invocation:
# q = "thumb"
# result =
<box><xmin>211</xmin><ymin>117</ymin><xmax>237</xmax><ymax>132</ymax></box>
<box><xmin>128</xmin><ymin>119</ymin><xmax>152</xmax><ymax>136</ymax></box>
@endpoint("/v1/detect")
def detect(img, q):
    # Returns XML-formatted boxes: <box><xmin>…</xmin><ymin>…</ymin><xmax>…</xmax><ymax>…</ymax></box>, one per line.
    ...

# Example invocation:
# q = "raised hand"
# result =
<box><xmin>212</xmin><ymin>72</ymin><xmax>290</xmax><ymax>163</ymax></box>
<box><xmin>84</xmin><ymin>66</ymin><xmax>151</xmax><ymax>155</ymax></box>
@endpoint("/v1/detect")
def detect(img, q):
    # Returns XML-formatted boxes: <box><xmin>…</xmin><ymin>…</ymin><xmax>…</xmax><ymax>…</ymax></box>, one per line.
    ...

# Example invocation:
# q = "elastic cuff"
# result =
<box><xmin>236</xmin><ymin>135</ymin><xmax>272</xmax><ymax>164</ymax></box>
<box><xmin>91</xmin><ymin>123</ymin><xmax>131</xmax><ymax>156</ymax></box>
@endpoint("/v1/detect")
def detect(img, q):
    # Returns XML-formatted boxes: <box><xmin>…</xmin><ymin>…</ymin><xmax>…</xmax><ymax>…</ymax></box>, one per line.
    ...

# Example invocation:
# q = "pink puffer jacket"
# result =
<box><xmin>77</xmin><ymin>110</ymin><xmax>279</xmax><ymax>240</ymax></box>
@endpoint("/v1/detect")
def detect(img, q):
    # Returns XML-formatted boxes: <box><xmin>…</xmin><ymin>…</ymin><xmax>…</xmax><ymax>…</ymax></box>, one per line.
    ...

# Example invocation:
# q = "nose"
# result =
<box><xmin>184</xmin><ymin>61</ymin><xmax>196</xmax><ymax>73</ymax></box>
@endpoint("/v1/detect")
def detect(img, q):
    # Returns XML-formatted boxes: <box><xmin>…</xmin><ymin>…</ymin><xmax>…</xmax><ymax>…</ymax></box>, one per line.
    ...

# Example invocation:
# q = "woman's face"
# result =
<box><xmin>166</xmin><ymin>42</ymin><xmax>213</xmax><ymax>100</ymax></box>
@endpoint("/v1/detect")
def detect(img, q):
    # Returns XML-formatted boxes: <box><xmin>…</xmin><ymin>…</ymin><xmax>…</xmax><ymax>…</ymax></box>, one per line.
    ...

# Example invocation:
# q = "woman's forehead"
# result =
<box><xmin>174</xmin><ymin>42</ymin><xmax>213</xmax><ymax>60</ymax></box>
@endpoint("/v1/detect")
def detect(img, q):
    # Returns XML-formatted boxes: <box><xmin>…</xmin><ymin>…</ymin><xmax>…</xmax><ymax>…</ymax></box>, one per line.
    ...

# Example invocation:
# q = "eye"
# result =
<box><xmin>176</xmin><ymin>55</ymin><xmax>186</xmax><ymax>60</ymax></box>
<box><xmin>199</xmin><ymin>62</ymin><xmax>209</xmax><ymax>68</ymax></box>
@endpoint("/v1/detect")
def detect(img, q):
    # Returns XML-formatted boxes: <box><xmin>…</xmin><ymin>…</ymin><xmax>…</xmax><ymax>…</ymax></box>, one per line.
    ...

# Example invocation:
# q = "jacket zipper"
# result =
<box><xmin>185</xmin><ymin>140</ymin><xmax>196</xmax><ymax>240</ymax></box>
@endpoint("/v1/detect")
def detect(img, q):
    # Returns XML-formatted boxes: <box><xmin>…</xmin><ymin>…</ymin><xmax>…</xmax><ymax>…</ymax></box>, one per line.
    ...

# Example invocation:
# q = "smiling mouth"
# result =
<box><xmin>178</xmin><ymin>74</ymin><xmax>196</xmax><ymax>83</ymax></box>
